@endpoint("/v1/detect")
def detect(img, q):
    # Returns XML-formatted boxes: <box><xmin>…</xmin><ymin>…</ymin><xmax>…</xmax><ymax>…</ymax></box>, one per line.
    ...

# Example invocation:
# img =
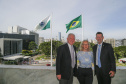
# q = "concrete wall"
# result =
<box><xmin>0</xmin><ymin>66</ymin><xmax>126</xmax><ymax>84</ymax></box>
<box><xmin>0</xmin><ymin>38</ymin><xmax>4</xmax><ymax>56</ymax></box>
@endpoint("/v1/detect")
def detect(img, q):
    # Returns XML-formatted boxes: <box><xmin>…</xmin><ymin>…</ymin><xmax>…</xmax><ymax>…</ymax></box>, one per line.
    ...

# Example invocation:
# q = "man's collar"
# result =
<box><xmin>67</xmin><ymin>43</ymin><xmax>72</xmax><ymax>46</ymax></box>
<box><xmin>97</xmin><ymin>42</ymin><xmax>103</xmax><ymax>45</ymax></box>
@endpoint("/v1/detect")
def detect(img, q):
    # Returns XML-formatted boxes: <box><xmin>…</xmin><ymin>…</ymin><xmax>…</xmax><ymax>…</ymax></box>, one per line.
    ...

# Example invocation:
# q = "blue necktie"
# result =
<box><xmin>98</xmin><ymin>45</ymin><xmax>101</xmax><ymax>68</ymax></box>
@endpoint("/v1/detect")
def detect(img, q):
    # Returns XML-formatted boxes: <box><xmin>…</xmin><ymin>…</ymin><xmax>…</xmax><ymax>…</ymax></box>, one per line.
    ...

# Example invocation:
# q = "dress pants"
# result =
<box><xmin>59</xmin><ymin>68</ymin><xmax>73</xmax><ymax>84</ymax></box>
<box><xmin>95</xmin><ymin>65</ymin><xmax>111</xmax><ymax>84</ymax></box>
<box><xmin>77</xmin><ymin>67</ymin><xmax>93</xmax><ymax>84</ymax></box>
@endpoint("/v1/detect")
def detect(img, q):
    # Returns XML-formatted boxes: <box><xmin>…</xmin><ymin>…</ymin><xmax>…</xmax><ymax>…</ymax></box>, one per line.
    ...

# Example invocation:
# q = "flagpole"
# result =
<box><xmin>51</xmin><ymin>14</ymin><xmax>53</xmax><ymax>66</ymax></box>
<box><xmin>82</xmin><ymin>14</ymin><xmax>83</xmax><ymax>41</ymax></box>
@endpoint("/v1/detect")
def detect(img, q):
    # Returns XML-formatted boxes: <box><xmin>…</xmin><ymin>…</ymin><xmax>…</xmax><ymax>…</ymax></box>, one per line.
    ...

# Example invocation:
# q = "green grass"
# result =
<box><xmin>116</xmin><ymin>63</ymin><xmax>126</xmax><ymax>66</ymax></box>
<box><xmin>35</xmin><ymin>55</ymin><xmax>52</xmax><ymax>60</ymax></box>
<box><xmin>36</xmin><ymin>55</ymin><xmax>47</xmax><ymax>60</ymax></box>
<box><xmin>116</xmin><ymin>60</ymin><xmax>126</xmax><ymax>66</ymax></box>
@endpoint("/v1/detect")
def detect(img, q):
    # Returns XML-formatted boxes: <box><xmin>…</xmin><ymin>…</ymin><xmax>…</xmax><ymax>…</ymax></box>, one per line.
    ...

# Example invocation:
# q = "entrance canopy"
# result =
<box><xmin>2</xmin><ymin>54</ymin><xmax>31</xmax><ymax>61</ymax></box>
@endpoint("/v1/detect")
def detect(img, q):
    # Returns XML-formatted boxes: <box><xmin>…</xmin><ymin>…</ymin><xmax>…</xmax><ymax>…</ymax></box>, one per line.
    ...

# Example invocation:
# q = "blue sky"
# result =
<box><xmin>0</xmin><ymin>0</ymin><xmax>126</xmax><ymax>41</ymax></box>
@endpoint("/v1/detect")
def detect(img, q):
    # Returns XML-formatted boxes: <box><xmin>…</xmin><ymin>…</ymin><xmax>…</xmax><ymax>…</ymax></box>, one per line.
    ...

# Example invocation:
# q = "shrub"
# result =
<box><xmin>36</xmin><ymin>55</ymin><xmax>47</xmax><ymax>60</ymax></box>
<box><xmin>4</xmin><ymin>61</ymin><xmax>18</xmax><ymax>65</ymax></box>
<box><xmin>22</xmin><ymin>50</ymin><xmax>39</xmax><ymax>56</ymax></box>
<box><xmin>22</xmin><ymin>50</ymin><xmax>29</xmax><ymax>55</ymax></box>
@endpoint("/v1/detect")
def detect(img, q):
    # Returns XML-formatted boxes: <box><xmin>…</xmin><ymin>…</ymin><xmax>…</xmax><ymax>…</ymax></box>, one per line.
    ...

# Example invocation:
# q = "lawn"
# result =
<box><xmin>116</xmin><ymin>63</ymin><xmax>126</xmax><ymax>66</ymax></box>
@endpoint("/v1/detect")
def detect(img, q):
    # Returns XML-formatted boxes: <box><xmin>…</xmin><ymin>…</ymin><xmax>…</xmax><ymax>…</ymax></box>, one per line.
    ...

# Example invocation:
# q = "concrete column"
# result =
<box><xmin>0</xmin><ymin>38</ymin><xmax>4</xmax><ymax>56</ymax></box>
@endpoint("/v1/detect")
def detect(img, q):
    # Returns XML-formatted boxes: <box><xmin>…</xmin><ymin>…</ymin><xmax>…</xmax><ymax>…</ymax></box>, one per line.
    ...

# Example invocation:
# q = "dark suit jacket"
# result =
<box><xmin>56</xmin><ymin>43</ymin><xmax>77</xmax><ymax>80</ymax></box>
<box><xmin>93</xmin><ymin>42</ymin><xmax>116</xmax><ymax>75</ymax></box>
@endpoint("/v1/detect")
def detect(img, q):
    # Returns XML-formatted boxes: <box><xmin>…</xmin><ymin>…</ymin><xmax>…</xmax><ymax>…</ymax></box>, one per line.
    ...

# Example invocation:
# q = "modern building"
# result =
<box><xmin>58</xmin><ymin>32</ymin><xmax>61</xmax><ymax>41</ymax></box>
<box><xmin>93</xmin><ymin>40</ymin><xmax>97</xmax><ymax>44</ymax></box>
<box><xmin>0</xmin><ymin>33</ymin><xmax>35</xmax><ymax>56</ymax></box>
<box><xmin>8</xmin><ymin>26</ymin><xmax>27</xmax><ymax>34</ymax></box>
<box><xmin>0</xmin><ymin>25</ymin><xmax>39</xmax><ymax>56</ymax></box>
<box><xmin>61</xmin><ymin>36</ymin><xmax>66</xmax><ymax>43</ymax></box>
<box><xmin>89</xmin><ymin>39</ymin><xmax>93</xmax><ymax>43</ymax></box>
<box><xmin>115</xmin><ymin>39</ymin><xmax>122</xmax><ymax>47</ymax></box>
<box><xmin>8</xmin><ymin>26</ymin><xmax>39</xmax><ymax>45</ymax></box>
<box><xmin>75</xmin><ymin>39</ymin><xmax>81</xmax><ymax>42</ymax></box>
<box><xmin>104</xmin><ymin>38</ymin><xmax>115</xmax><ymax>48</ymax></box>
<box><xmin>122</xmin><ymin>39</ymin><xmax>126</xmax><ymax>46</ymax></box>
<box><xmin>39</xmin><ymin>37</ymin><xmax>44</xmax><ymax>45</ymax></box>
<box><xmin>21</xmin><ymin>30</ymin><xmax>39</xmax><ymax>46</ymax></box>
<box><xmin>44</xmin><ymin>39</ymin><xmax>50</xmax><ymax>42</ymax></box>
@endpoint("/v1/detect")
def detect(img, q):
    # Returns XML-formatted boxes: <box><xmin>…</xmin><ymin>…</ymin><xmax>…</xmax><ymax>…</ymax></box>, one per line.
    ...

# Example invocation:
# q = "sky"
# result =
<box><xmin>0</xmin><ymin>0</ymin><xmax>126</xmax><ymax>41</ymax></box>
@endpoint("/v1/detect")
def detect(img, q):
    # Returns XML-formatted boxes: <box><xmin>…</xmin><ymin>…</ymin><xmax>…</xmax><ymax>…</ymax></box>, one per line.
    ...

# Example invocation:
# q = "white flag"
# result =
<box><xmin>35</xmin><ymin>15</ymin><xmax>51</xmax><ymax>31</ymax></box>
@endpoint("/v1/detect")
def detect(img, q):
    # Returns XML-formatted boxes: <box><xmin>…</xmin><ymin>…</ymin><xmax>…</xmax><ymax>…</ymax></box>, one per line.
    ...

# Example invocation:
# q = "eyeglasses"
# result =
<box><xmin>82</xmin><ymin>44</ymin><xmax>89</xmax><ymax>45</ymax></box>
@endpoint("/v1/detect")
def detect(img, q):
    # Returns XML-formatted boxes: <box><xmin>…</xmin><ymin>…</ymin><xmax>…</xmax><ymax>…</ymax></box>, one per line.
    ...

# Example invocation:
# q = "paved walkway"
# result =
<box><xmin>30</xmin><ymin>54</ymin><xmax>55</xmax><ymax>66</ymax></box>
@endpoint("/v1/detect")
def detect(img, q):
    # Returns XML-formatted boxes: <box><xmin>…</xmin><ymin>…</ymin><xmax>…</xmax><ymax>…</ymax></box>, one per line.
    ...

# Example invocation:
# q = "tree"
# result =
<box><xmin>90</xmin><ymin>42</ymin><xmax>95</xmax><ymax>51</ymax></box>
<box><xmin>39</xmin><ymin>42</ymin><xmax>50</xmax><ymax>55</ymax></box>
<box><xmin>28</xmin><ymin>41</ymin><xmax>37</xmax><ymax>50</ymax></box>
<box><xmin>52</xmin><ymin>41</ymin><xmax>63</xmax><ymax>57</ymax></box>
<box><xmin>114</xmin><ymin>46</ymin><xmax>126</xmax><ymax>60</ymax></box>
<box><xmin>39</xmin><ymin>41</ymin><xmax>63</xmax><ymax>56</ymax></box>
<box><xmin>73</xmin><ymin>42</ymin><xmax>81</xmax><ymax>51</ymax></box>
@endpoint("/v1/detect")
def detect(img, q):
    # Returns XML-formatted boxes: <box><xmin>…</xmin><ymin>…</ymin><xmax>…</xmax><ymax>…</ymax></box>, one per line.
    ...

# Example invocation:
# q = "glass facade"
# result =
<box><xmin>4</xmin><ymin>41</ymin><xmax>19</xmax><ymax>55</ymax></box>
<box><xmin>0</xmin><ymin>33</ymin><xmax>35</xmax><ymax>56</ymax></box>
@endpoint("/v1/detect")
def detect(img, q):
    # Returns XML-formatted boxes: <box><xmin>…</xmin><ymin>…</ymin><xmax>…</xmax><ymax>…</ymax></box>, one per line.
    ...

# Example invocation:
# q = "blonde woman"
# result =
<box><xmin>77</xmin><ymin>40</ymin><xmax>93</xmax><ymax>84</ymax></box>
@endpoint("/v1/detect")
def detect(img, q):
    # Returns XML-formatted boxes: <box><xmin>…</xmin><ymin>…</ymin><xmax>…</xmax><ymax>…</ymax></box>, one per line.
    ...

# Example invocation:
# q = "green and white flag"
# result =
<box><xmin>35</xmin><ymin>15</ymin><xmax>51</xmax><ymax>31</ymax></box>
<box><xmin>66</xmin><ymin>15</ymin><xmax>82</xmax><ymax>33</ymax></box>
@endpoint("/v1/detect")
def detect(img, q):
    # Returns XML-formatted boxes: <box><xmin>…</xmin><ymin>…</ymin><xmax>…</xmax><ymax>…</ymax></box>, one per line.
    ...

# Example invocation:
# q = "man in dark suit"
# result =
<box><xmin>93</xmin><ymin>32</ymin><xmax>116</xmax><ymax>84</ymax></box>
<box><xmin>56</xmin><ymin>33</ymin><xmax>77</xmax><ymax>84</ymax></box>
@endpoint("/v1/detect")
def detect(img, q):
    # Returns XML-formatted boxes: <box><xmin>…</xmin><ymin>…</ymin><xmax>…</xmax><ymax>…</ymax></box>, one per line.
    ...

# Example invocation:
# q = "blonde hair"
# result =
<box><xmin>79</xmin><ymin>40</ymin><xmax>90</xmax><ymax>51</ymax></box>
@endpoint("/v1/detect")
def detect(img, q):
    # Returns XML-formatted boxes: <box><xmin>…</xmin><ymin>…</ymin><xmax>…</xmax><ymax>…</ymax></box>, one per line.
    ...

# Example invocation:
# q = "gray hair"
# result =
<box><xmin>67</xmin><ymin>33</ymin><xmax>75</xmax><ymax>38</ymax></box>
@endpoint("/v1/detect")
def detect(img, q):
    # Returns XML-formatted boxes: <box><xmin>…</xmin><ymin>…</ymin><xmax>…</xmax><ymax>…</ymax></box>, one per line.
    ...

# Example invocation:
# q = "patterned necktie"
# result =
<box><xmin>71</xmin><ymin>45</ymin><xmax>75</xmax><ymax>68</ymax></box>
<box><xmin>98</xmin><ymin>45</ymin><xmax>101</xmax><ymax>68</ymax></box>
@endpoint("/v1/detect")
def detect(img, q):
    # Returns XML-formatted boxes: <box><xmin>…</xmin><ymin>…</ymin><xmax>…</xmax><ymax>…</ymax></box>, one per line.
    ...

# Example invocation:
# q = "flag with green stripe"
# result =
<box><xmin>35</xmin><ymin>15</ymin><xmax>51</xmax><ymax>31</ymax></box>
<box><xmin>66</xmin><ymin>15</ymin><xmax>82</xmax><ymax>33</ymax></box>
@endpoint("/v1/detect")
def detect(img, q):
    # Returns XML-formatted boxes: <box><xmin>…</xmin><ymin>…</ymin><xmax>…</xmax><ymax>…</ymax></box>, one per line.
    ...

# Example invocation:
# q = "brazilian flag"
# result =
<box><xmin>66</xmin><ymin>15</ymin><xmax>82</xmax><ymax>33</ymax></box>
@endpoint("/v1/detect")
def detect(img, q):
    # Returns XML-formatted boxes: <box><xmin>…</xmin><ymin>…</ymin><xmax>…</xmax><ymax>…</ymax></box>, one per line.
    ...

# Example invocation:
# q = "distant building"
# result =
<box><xmin>44</xmin><ymin>39</ymin><xmax>50</xmax><ymax>42</ymax></box>
<box><xmin>8</xmin><ymin>26</ymin><xmax>39</xmax><ymax>46</ymax></box>
<box><xmin>115</xmin><ymin>39</ymin><xmax>122</xmax><ymax>47</ymax></box>
<box><xmin>61</xmin><ymin>37</ymin><xmax>66</xmax><ymax>43</ymax></box>
<box><xmin>58</xmin><ymin>32</ymin><xmax>61</xmax><ymax>41</ymax></box>
<box><xmin>21</xmin><ymin>30</ymin><xmax>39</xmax><ymax>46</ymax></box>
<box><xmin>0</xmin><ymin>33</ymin><xmax>35</xmax><ymax>56</ymax></box>
<box><xmin>104</xmin><ymin>38</ymin><xmax>115</xmax><ymax>48</ymax></box>
<box><xmin>44</xmin><ymin>38</ymin><xmax>55</xmax><ymax>42</ymax></box>
<box><xmin>122</xmin><ymin>39</ymin><xmax>126</xmax><ymax>46</ymax></box>
<box><xmin>75</xmin><ymin>39</ymin><xmax>81</xmax><ymax>42</ymax></box>
<box><xmin>93</xmin><ymin>40</ymin><xmax>97</xmax><ymax>44</ymax></box>
<box><xmin>39</xmin><ymin>37</ymin><xmax>44</xmax><ymax>45</ymax></box>
<box><xmin>52</xmin><ymin>38</ymin><xmax>55</xmax><ymax>41</ymax></box>
<box><xmin>89</xmin><ymin>39</ymin><xmax>93</xmax><ymax>43</ymax></box>
<box><xmin>55</xmin><ymin>36</ymin><xmax>58</xmax><ymax>41</ymax></box>
<box><xmin>8</xmin><ymin>26</ymin><xmax>27</xmax><ymax>34</ymax></box>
